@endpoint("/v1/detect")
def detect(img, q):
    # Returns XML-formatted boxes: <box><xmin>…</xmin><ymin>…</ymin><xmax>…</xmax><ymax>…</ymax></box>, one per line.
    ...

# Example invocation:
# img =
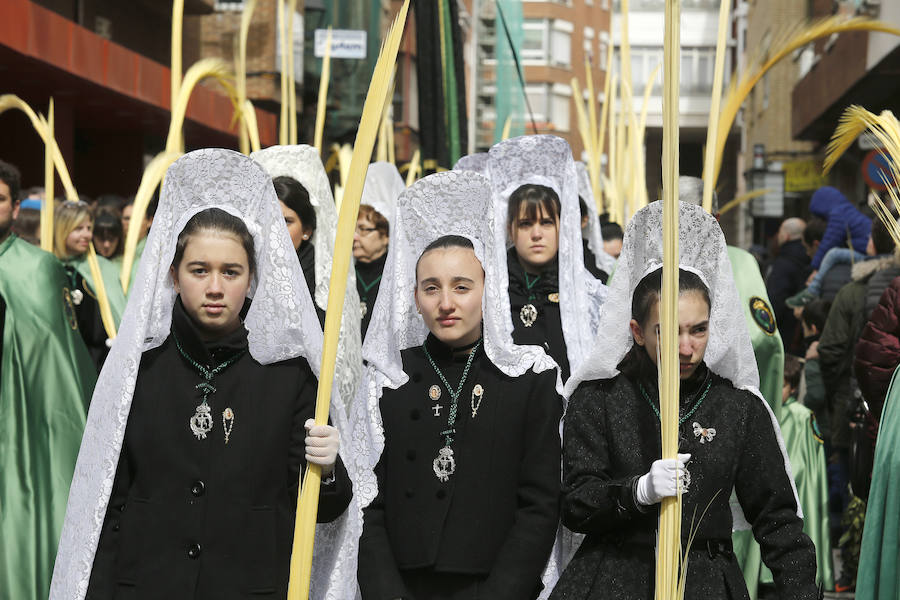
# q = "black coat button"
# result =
<box><xmin>112</xmin><ymin>523</ymin><xmax>120</xmax><ymax>532</ymax></box>
<box><xmin>410</xmin><ymin>409</ymin><xmax>420</xmax><ymax>421</ymax></box>
<box><xmin>190</xmin><ymin>480</ymin><xmax>206</xmax><ymax>497</ymax></box>
<box><xmin>187</xmin><ymin>542</ymin><xmax>202</xmax><ymax>559</ymax></box>
<box><xmin>118</xmin><ymin>503</ymin><xmax>126</xmax><ymax>512</ymax></box>
<box><xmin>436</xmin><ymin>489</ymin><xmax>447</xmax><ymax>499</ymax></box>
<box><xmin>405</xmin><ymin>488</ymin><xmax>415</xmax><ymax>498</ymax></box>
<box><xmin>406</xmin><ymin>449</ymin><xmax>416</xmax><ymax>461</ymax></box>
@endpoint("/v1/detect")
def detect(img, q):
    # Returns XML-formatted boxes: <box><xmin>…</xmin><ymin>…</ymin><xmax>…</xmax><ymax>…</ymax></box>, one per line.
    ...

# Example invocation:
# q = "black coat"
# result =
<box><xmin>356</xmin><ymin>251</ymin><xmax>387</xmax><ymax>341</ymax></box>
<box><xmin>507</xmin><ymin>248</ymin><xmax>570</xmax><ymax>381</ymax></box>
<box><xmin>86</xmin><ymin>299</ymin><xmax>352</xmax><ymax>600</ymax></box>
<box><xmin>550</xmin><ymin>365</ymin><xmax>818</xmax><ymax>600</ymax></box>
<box><xmin>765</xmin><ymin>239</ymin><xmax>810</xmax><ymax>351</ymax></box>
<box><xmin>581</xmin><ymin>239</ymin><xmax>609</xmax><ymax>284</ymax></box>
<box><xmin>65</xmin><ymin>264</ymin><xmax>109</xmax><ymax>371</ymax></box>
<box><xmin>358</xmin><ymin>335</ymin><xmax>562</xmax><ymax>600</ymax></box>
<box><xmin>298</xmin><ymin>241</ymin><xmax>325</xmax><ymax>328</ymax></box>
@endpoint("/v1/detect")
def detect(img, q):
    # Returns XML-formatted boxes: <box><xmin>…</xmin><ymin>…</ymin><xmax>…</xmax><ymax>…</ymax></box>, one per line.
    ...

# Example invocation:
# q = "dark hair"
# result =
<box><xmin>94</xmin><ymin>210</ymin><xmax>124</xmax><ymax>257</ymax></box>
<box><xmin>783</xmin><ymin>354</ymin><xmax>803</xmax><ymax>392</ymax></box>
<box><xmin>803</xmin><ymin>217</ymin><xmax>827</xmax><ymax>246</ymax></box>
<box><xmin>801</xmin><ymin>299</ymin><xmax>831</xmax><ymax>332</ymax></box>
<box><xmin>11</xmin><ymin>207</ymin><xmax>40</xmax><ymax>244</ymax></box>
<box><xmin>172</xmin><ymin>208</ymin><xmax>256</xmax><ymax>274</ymax></box>
<box><xmin>96</xmin><ymin>194</ymin><xmax>125</xmax><ymax>213</ymax></box>
<box><xmin>506</xmin><ymin>184</ymin><xmax>561</xmax><ymax>229</ymax></box>
<box><xmin>617</xmin><ymin>267</ymin><xmax>712</xmax><ymax>380</ymax></box>
<box><xmin>601</xmin><ymin>221</ymin><xmax>624</xmax><ymax>242</ymax></box>
<box><xmin>578</xmin><ymin>196</ymin><xmax>589</xmax><ymax>220</ymax></box>
<box><xmin>124</xmin><ymin>194</ymin><xmax>157</xmax><ymax>219</ymax></box>
<box><xmin>273</xmin><ymin>176</ymin><xmax>317</xmax><ymax>233</ymax></box>
<box><xmin>0</xmin><ymin>159</ymin><xmax>21</xmax><ymax>204</ymax></box>
<box><xmin>871</xmin><ymin>214</ymin><xmax>897</xmax><ymax>255</ymax></box>
<box><xmin>415</xmin><ymin>235</ymin><xmax>476</xmax><ymax>277</ymax></box>
<box><xmin>358</xmin><ymin>204</ymin><xmax>389</xmax><ymax>237</ymax></box>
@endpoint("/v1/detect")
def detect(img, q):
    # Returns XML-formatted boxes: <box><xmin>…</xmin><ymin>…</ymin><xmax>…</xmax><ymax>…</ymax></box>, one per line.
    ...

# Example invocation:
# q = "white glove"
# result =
<box><xmin>636</xmin><ymin>453</ymin><xmax>691</xmax><ymax>506</ymax></box>
<box><xmin>304</xmin><ymin>419</ymin><xmax>340</xmax><ymax>476</ymax></box>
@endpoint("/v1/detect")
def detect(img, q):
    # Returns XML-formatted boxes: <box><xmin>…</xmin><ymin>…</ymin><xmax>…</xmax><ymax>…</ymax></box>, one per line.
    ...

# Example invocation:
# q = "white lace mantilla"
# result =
<box><xmin>349</xmin><ymin>170</ymin><xmax>562</xmax><ymax>598</ymax></box>
<box><xmin>50</xmin><ymin>148</ymin><xmax>360</xmax><ymax>600</ymax></box>
<box><xmin>251</xmin><ymin>145</ymin><xmax>364</xmax><ymax>422</ymax></box>
<box><xmin>575</xmin><ymin>160</ymin><xmax>616</xmax><ymax>275</ymax></box>
<box><xmin>487</xmin><ymin>135</ymin><xmax>608</xmax><ymax>379</ymax></box>
<box><xmin>453</xmin><ymin>152</ymin><xmax>490</xmax><ymax>175</ymax></box>
<box><xmin>361</xmin><ymin>161</ymin><xmax>405</xmax><ymax>226</ymax></box>
<box><xmin>565</xmin><ymin>201</ymin><xmax>801</xmax><ymax>529</ymax></box>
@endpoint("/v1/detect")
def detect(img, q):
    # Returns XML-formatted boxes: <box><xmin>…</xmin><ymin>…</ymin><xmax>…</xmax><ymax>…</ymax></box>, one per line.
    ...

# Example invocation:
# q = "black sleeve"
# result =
<box><xmin>560</xmin><ymin>381</ymin><xmax>647</xmax><ymax>535</ymax></box>
<box><xmin>734</xmin><ymin>396</ymin><xmax>818</xmax><ymax>599</ymax></box>
<box><xmin>85</xmin><ymin>451</ymin><xmax>132</xmax><ymax>600</ymax></box>
<box><xmin>480</xmin><ymin>371</ymin><xmax>563</xmax><ymax>599</ymax></box>
<box><xmin>358</xmin><ymin>453</ymin><xmax>410</xmax><ymax>600</ymax></box>
<box><xmin>288</xmin><ymin>362</ymin><xmax>352</xmax><ymax>524</ymax></box>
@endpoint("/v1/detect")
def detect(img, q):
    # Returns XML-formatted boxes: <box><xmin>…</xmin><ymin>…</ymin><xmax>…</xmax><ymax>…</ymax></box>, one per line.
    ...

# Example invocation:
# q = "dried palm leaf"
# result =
<box><xmin>702</xmin><ymin>0</ymin><xmax>730</xmax><ymax>213</ymax></box>
<box><xmin>288</xmin><ymin>4</ymin><xmax>411</xmax><ymax>598</ymax></box>
<box><xmin>314</xmin><ymin>27</ymin><xmax>333</xmax><ymax>153</ymax></box>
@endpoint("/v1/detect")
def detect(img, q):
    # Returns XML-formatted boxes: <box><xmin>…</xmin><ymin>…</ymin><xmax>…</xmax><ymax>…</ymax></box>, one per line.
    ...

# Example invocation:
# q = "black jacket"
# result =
<box><xmin>356</xmin><ymin>251</ymin><xmax>387</xmax><ymax>341</ymax></box>
<box><xmin>507</xmin><ymin>248</ymin><xmax>570</xmax><ymax>380</ymax></box>
<box><xmin>582</xmin><ymin>239</ymin><xmax>609</xmax><ymax>284</ymax></box>
<box><xmin>358</xmin><ymin>335</ymin><xmax>562</xmax><ymax>600</ymax></box>
<box><xmin>86</xmin><ymin>299</ymin><xmax>352</xmax><ymax>599</ymax></box>
<box><xmin>65</xmin><ymin>264</ymin><xmax>109</xmax><ymax>371</ymax></box>
<box><xmin>550</xmin><ymin>366</ymin><xmax>818</xmax><ymax>600</ymax></box>
<box><xmin>765</xmin><ymin>239</ymin><xmax>810</xmax><ymax>351</ymax></box>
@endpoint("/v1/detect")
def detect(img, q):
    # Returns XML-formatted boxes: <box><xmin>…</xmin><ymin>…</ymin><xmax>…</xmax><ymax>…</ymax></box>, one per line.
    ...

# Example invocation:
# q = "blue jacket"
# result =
<box><xmin>809</xmin><ymin>186</ymin><xmax>872</xmax><ymax>269</ymax></box>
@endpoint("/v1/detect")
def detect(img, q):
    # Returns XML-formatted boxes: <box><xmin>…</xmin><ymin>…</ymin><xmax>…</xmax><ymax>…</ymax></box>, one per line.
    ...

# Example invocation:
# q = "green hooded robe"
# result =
<box><xmin>0</xmin><ymin>235</ymin><xmax>97</xmax><ymax>600</ymax></box>
<box><xmin>727</xmin><ymin>246</ymin><xmax>833</xmax><ymax>595</ymax></box>
<box><xmin>856</xmin><ymin>366</ymin><xmax>900</xmax><ymax>600</ymax></box>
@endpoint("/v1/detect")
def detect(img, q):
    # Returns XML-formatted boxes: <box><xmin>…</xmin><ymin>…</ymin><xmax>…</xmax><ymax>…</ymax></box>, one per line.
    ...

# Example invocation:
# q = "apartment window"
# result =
<box><xmin>525</xmin><ymin>84</ymin><xmax>549</xmax><ymax>123</ymax></box>
<box><xmin>215</xmin><ymin>1</ymin><xmax>244</xmax><ymax>10</ymax></box>
<box><xmin>551</xmin><ymin>21</ymin><xmax>573</xmax><ymax>67</ymax></box>
<box><xmin>522</xmin><ymin>19</ymin><xmax>572</xmax><ymax>66</ymax></box>
<box><xmin>524</xmin><ymin>84</ymin><xmax>571</xmax><ymax>132</ymax></box>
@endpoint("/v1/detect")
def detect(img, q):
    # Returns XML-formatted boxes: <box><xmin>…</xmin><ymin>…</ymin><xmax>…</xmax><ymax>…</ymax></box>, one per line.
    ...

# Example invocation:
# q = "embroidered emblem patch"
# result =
<box><xmin>810</xmin><ymin>414</ymin><xmax>824</xmax><ymax>444</ymax></box>
<box><xmin>62</xmin><ymin>288</ymin><xmax>79</xmax><ymax>330</ymax></box>
<box><xmin>749</xmin><ymin>296</ymin><xmax>777</xmax><ymax>335</ymax></box>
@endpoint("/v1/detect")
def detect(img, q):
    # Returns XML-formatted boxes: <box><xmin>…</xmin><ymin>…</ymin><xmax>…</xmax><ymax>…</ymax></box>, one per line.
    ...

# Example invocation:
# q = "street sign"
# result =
<box><xmin>862</xmin><ymin>150</ymin><xmax>896</xmax><ymax>192</ymax></box>
<box><xmin>783</xmin><ymin>159</ymin><xmax>827</xmax><ymax>193</ymax></box>
<box><xmin>315</xmin><ymin>29</ymin><xmax>367</xmax><ymax>59</ymax></box>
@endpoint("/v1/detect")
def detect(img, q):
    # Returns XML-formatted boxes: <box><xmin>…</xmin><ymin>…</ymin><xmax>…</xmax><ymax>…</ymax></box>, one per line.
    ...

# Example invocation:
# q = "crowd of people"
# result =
<box><xmin>2</xmin><ymin>133</ymin><xmax>897</xmax><ymax>600</ymax></box>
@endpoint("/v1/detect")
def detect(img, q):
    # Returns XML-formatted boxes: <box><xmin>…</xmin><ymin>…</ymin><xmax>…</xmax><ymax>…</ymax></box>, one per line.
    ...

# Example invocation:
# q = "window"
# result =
<box><xmin>523</xmin><ymin>84</ymin><xmax>571</xmax><ymax>132</ymax></box>
<box><xmin>525</xmin><ymin>84</ymin><xmax>549</xmax><ymax>123</ymax></box>
<box><xmin>551</xmin><ymin>83</ymin><xmax>571</xmax><ymax>131</ymax></box>
<box><xmin>599</xmin><ymin>32</ymin><xmax>609</xmax><ymax>70</ymax></box>
<box><xmin>215</xmin><ymin>1</ymin><xmax>244</xmax><ymax>10</ymax></box>
<box><xmin>522</xmin><ymin>19</ymin><xmax>548</xmax><ymax>63</ymax></box>
<box><xmin>551</xmin><ymin>21</ymin><xmax>573</xmax><ymax>67</ymax></box>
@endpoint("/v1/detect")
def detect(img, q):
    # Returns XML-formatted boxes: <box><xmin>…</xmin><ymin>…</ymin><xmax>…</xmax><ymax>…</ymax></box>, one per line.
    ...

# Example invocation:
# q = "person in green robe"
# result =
<box><xmin>728</xmin><ymin>245</ymin><xmax>834</xmax><ymax>596</ymax></box>
<box><xmin>0</xmin><ymin>159</ymin><xmax>97</xmax><ymax>600</ymax></box>
<box><xmin>856</xmin><ymin>365</ymin><xmax>900</xmax><ymax>600</ymax></box>
<box><xmin>53</xmin><ymin>201</ymin><xmax>127</xmax><ymax>369</ymax></box>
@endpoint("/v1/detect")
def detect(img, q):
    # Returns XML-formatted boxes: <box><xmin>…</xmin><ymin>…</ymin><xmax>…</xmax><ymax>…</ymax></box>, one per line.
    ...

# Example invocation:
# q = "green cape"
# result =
<box><xmin>857</xmin><ymin>366</ymin><xmax>900</xmax><ymax>599</ymax></box>
<box><xmin>727</xmin><ymin>246</ymin><xmax>833</xmax><ymax>595</ymax></box>
<box><xmin>111</xmin><ymin>236</ymin><xmax>145</xmax><ymax>296</ymax></box>
<box><xmin>0</xmin><ymin>235</ymin><xmax>96</xmax><ymax>600</ymax></box>
<box><xmin>64</xmin><ymin>251</ymin><xmax>128</xmax><ymax>326</ymax></box>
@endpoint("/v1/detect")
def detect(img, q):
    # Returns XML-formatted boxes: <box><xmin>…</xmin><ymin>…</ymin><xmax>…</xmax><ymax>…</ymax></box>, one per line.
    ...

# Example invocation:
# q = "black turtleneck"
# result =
<box><xmin>297</xmin><ymin>242</ymin><xmax>325</xmax><ymax>327</ymax></box>
<box><xmin>356</xmin><ymin>250</ymin><xmax>388</xmax><ymax>340</ymax></box>
<box><xmin>506</xmin><ymin>247</ymin><xmax>569</xmax><ymax>380</ymax></box>
<box><xmin>359</xmin><ymin>332</ymin><xmax>563</xmax><ymax>600</ymax></box>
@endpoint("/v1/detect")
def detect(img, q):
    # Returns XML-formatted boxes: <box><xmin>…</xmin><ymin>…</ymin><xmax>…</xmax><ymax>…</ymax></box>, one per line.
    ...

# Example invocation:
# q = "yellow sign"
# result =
<box><xmin>784</xmin><ymin>159</ymin><xmax>827</xmax><ymax>193</ymax></box>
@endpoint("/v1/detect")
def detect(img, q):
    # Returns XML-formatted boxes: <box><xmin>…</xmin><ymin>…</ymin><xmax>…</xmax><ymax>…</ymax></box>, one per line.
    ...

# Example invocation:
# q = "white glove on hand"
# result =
<box><xmin>636</xmin><ymin>453</ymin><xmax>691</xmax><ymax>506</ymax></box>
<box><xmin>304</xmin><ymin>419</ymin><xmax>340</xmax><ymax>476</ymax></box>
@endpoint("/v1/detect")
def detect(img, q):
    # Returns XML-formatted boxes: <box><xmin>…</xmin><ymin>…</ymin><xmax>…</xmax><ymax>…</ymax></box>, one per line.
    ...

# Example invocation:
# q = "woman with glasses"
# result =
<box><xmin>355</xmin><ymin>162</ymin><xmax>404</xmax><ymax>339</ymax></box>
<box><xmin>53</xmin><ymin>201</ymin><xmax>127</xmax><ymax>370</ymax></box>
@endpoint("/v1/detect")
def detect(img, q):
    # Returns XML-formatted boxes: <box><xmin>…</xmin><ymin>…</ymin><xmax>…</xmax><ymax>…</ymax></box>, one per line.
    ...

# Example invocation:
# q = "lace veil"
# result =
<box><xmin>564</xmin><ymin>201</ymin><xmax>799</xmax><ymax>527</ymax></box>
<box><xmin>347</xmin><ymin>170</ymin><xmax>562</xmax><ymax>596</ymax></box>
<box><xmin>575</xmin><ymin>160</ymin><xmax>616</xmax><ymax>275</ymax></box>
<box><xmin>50</xmin><ymin>149</ymin><xmax>359</xmax><ymax>600</ymax></box>
<box><xmin>453</xmin><ymin>152</ymin><xmax>490</xmax><ymax>175</ymax></box>
<box><xmin>251</xmin><ymin>144</ymin><xmax>364</xmax><ymax>419</ymax></box>
<box><xmin>361</xmin><ymin>161</ymin><xmax>405</xmax><ymax>226</ymax></box>
<box><xmin>487</xmin><ymin>135</ymin><xmax>608</xmax><ymax>378</ymax></box>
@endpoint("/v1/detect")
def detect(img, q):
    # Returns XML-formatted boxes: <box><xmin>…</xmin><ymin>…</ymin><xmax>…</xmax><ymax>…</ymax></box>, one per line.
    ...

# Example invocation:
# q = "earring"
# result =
<box><xmin>303</xmin><ymin>234</ymin><xmax>309</xmax><ymax>240</ymax></box>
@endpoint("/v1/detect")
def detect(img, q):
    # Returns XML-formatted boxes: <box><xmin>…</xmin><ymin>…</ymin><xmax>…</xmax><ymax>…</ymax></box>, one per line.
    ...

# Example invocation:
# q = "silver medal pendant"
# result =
<box><xmin>190</xmin><ymin>401</ymin><xmax>214</xmax><ymax>440</ymax></box>
<box><xmin>433</xmin><ymin>446</ymin><xmax>456</xmax><ymax>482</ymax></box>
<box><xmin>360</xmin><ymin>301</ymin><xmax>368</xmax><ymax>317</ymax></box>
<box><xmin>520</xmin><ymin>304</ymin><xmax>537</xmax><ymax>327</ymax></box>
<box><xmin>71</xmin><ymin>289</ymin><xmax>84</xmax><ymax>306</ymax></box>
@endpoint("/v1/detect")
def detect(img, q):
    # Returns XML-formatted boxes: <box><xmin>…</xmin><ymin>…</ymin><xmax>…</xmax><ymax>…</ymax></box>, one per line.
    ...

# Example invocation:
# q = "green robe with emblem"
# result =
<box><xmin>856</xmin><ymin>366</ymin><xmax>900</xmax><ymax>600</ymax></box>
<box><xmin>727</xmin><ymin>246</ymin><xmax>833</xmax><ymax>595</ymax></box>
<box><xmin>0</xmin><ymin>235</ymin><xmax>97</xmax><ymax>600</ymax></box>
